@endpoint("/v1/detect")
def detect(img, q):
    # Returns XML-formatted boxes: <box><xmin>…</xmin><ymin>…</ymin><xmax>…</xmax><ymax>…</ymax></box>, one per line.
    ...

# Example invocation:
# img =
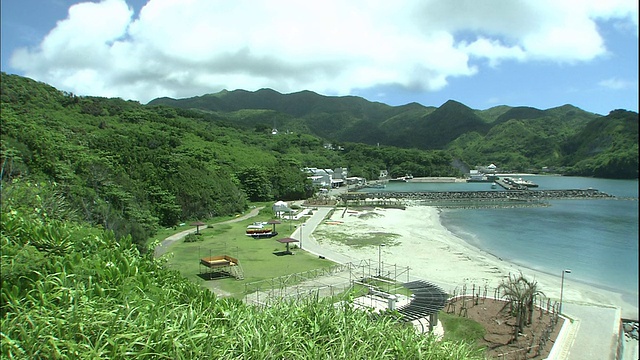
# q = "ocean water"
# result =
<box><xmin>366</xmin><ymin>176</ymin><xmax>639</xmax><ymax>300</ymax></box>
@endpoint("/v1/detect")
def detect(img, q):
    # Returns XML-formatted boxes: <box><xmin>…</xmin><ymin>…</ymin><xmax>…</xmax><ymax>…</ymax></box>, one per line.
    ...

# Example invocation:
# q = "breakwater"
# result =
<box><xmin>339</xmin><ymin>188</ymin><xmax>615</xmax><ymax>209</ymax></box>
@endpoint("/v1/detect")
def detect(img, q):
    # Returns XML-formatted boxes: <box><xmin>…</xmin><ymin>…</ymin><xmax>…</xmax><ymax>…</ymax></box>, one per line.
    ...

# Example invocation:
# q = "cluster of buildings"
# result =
<box><xmin>468</xmin><ymin>163</ymin><xmax>498</xmax><ymax>182</ymax></box>
<box><xmin>303</xmin><ymin>167</ymin><xmax>365</xmax><ymax>189</ymax></box>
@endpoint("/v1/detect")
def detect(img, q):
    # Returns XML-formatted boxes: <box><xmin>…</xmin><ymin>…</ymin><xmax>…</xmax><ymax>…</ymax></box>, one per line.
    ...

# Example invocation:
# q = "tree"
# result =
<box><xmin>236</xmin><ymin>166</ymin><xmax>273</xmax><ymax>201</ymax></box>
<box><xmin>497</xmin><ymin>272</ymin><xmax>544</xmax><ymax>340</ymax></box>
<box><xmin>269</xmin><ymin>165</ymin><xmax>307</xmax><ymax>200</ymax></box>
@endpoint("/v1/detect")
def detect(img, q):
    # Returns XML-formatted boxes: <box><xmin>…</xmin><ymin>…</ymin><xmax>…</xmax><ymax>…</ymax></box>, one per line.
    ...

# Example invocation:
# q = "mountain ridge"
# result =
<box><xmin>148</xmin><ymin>86</ymin><xmax>636</xmax><ymax>178</ymax></box>
<box><xmin>4</xmin><ymin>72</ymin><xmax>637</xmax><ymax>178</ymax></box>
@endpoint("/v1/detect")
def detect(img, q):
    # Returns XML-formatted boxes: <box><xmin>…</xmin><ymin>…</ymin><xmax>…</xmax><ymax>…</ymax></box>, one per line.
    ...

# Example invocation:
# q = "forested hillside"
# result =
<box><xmin>562</xmin><ymin>109</ymin><xmax>639</xmax><ymax>178</ymax></box>
<box><xmin>151</xmin><ymin>88</ymin><xmax>638</xmax><ymax>177</ymax></box>
<box><xmin>0</xmin><ymin>73</ymin><xmax>458</xmax><ymax>248</ymax></box>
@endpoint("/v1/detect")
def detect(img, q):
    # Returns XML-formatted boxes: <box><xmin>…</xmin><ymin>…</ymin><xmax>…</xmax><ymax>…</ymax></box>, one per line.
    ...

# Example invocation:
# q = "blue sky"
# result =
<box><xmin>1</xmin><ymin>0</ymin><xmax>638</xmax><ymax>115</ymax></box>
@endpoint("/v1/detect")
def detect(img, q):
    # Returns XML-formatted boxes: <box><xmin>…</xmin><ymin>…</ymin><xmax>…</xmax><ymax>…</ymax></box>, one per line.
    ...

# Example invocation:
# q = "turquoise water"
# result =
<box><xmin>367</xmin><ymin>176</ymin><xmax>639</xmax><ymax>300</ymax></box>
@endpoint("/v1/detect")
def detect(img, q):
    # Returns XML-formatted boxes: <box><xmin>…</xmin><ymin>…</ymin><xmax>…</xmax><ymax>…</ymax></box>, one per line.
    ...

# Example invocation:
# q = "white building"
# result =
<box><xmin>304</xmin><ymin>168</ymin><xmax>333</xmax><ymax>188</ymax></box>
<box><xmin>303</xmin><ymin>167</ymin><xmax>349</xmax><ymax>188</ymax></box>
<box><xmin>272</xmin><ymin>201</ymin><xmax>291</xmax><ymax>217</ymax></box>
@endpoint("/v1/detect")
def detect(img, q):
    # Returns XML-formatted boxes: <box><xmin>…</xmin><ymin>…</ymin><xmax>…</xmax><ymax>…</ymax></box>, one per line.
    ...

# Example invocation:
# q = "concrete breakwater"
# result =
<box><xmin>340</xmin><ymin>188</ymin><xmax>615</xmax><ymax>203</ymax></box>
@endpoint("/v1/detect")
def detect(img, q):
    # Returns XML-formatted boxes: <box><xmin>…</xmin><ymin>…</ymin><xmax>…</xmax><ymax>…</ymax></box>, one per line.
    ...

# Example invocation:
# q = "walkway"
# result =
<box><xmin>291</xmin><ymin>206</ymin><xmax>354</xmax><ymax>265</ymax></box>
<box><xmin>559</xmin><ymin>303</ymin><xmax>622</xmax><ymax>360</ymax></box>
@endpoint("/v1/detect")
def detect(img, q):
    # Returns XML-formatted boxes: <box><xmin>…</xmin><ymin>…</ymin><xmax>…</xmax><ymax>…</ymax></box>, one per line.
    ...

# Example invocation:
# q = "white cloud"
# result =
<box><xmin>9</xmin><ymin>0</ymin><xmax>639</xmax><ymax>103</ymax></box>
<box><xmin>599</xmin><ymin>77</ymin><xmax>634</xmax><ymax>90</ymax></box>
<box><xmin>458</xmin><ymin>38</ymin><xmax>526</xmax><ymax>67</ymax></box>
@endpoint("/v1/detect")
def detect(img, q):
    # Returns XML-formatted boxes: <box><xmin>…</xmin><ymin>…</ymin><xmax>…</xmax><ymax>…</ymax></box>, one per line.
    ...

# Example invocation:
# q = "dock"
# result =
<box><xmin>408</xmin><ymin>177</ymin><xmax>464</xmax><ymax>183</ymax></box>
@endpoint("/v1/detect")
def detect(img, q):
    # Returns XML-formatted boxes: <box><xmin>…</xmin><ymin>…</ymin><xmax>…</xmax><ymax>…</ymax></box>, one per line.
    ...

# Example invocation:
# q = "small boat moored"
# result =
<box><xmin>503</xmin><ymin>177</ymin><xmax>538</xmax><ymax>188</ymax></box>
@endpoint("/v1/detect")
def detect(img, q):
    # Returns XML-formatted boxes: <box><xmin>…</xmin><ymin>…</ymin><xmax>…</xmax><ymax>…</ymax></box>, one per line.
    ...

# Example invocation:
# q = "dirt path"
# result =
<box><xmin>153</xmin><ymin>206</ymin><xmax>264</xmax><ymax>258</ymax></box>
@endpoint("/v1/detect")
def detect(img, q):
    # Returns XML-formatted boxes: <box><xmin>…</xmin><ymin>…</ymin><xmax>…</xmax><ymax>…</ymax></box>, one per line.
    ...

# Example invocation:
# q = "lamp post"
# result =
<box><xmin>378</xmin><ymin>244</ymin><xmax>385</xmax><ymax>277</ymax></box>
<box><xmin>559</xmin><ymin>269</ymin><xmax>571</xmax><ymax>315</ymax></box>
<box><xmin>300</xmin><ymin>223</ymin><xmax>305</xmax><ymax>250</ymax></box>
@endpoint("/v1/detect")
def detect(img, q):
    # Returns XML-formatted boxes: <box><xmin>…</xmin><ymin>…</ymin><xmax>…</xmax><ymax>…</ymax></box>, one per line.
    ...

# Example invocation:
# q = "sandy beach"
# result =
<box><xmin>311</xmin><ymin>205</ymin><xmax>639</xmax><ymax>320</ymax></box>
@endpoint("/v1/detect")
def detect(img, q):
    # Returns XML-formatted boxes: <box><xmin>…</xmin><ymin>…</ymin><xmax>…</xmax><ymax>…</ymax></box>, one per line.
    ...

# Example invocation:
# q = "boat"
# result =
<box><xmin>502</xmin><ymin>177</ymin><xmax>538</xmax><ymax>189</ymax></box>
<box><xmin>365</xmin><ymin>183</ymin><xmax>386</xmax><ymax>189</ymax></box>
<box><xmin>511</xmin><ymin>177</ymin><xmax>538</xmax><ymax>188</ymax></box>
<box><xmin>389</xmin><ymin>176</ymin><xmax>409</xmax><ymax>182</ymax></box>
<box><xmin>491</xmin><ymin>182</ymin><xmax>497</xmax><ymax>189</ymax></box>
<box><xmin>245</xmin><ymin>222</ymin><xmax>277</xmax><ymax>238</ymax></box>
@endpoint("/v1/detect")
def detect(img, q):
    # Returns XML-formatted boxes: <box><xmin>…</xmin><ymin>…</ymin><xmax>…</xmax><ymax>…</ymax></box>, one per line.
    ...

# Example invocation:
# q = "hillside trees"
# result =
<box><xmin>341</xmin><ymin>143</ymin><xmax>460</xmax><ymax>179</ymax></box>
<box><xmin>563</xmin><ymin>109</ymin><xmax>639</xmax><ymax>178</ymax></box>
<box><xmin>237</xmin><ymin>165</ymin><xmax>273</xmax><ymax>201</ymax></box>
<box><xmin>150</xmin><ymin>88</ymin><xmax>639</xmax><ymax>178</ymax></box>
<box><xmin>1</xmin><ymin>74</ymin><xmax>247</xmax><ymax>248</ymax></box>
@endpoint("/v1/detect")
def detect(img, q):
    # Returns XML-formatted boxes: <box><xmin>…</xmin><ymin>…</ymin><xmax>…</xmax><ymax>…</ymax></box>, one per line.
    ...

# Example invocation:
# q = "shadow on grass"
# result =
<box><xmin>197</xmin><ymin>272</ymin><xmax>233</xmax><ymax>280</ymax></box>
<box><xmin>272</xmin><ymin>251</ymin><xmax>294</xmax><ymax>256</ymax></box>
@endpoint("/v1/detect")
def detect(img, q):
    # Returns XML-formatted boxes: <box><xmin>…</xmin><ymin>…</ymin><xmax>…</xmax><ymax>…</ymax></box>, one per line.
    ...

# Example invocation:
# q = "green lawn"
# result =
<box><xmin>438</xmin><ymin>311</ymin><xmax>486</xmax><ymax>345</ymax></box>
<box><xmin>159</xmin><ymin>206</ymin><xmax>334</xmax><ymax>298</ymax></box>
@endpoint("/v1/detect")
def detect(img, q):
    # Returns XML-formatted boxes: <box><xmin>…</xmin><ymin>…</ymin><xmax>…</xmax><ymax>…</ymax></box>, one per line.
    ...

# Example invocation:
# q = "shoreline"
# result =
<box><xmin>438</xmin><ymin>209</ymin><xmax>640</xmax><ymax>304</ymax></box>
<box><xmin>311</xmin><ymin>205</ymin><xmax>638</xmax><ymax>320</ymax></box>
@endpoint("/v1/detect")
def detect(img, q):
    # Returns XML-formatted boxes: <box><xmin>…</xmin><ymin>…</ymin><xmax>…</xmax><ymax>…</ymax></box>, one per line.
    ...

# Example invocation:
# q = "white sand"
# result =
<box><xmin>313</xmin><ymin>206</ymin><xmax>639</xmax><ymax>319</ymax></box>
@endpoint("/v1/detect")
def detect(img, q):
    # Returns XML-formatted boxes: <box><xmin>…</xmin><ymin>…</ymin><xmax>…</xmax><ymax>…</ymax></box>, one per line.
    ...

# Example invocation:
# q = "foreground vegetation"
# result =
<box><xmin>1</xmin><ymin>179</ymin><xmax>486</xmax><ymax>359</ymax></box>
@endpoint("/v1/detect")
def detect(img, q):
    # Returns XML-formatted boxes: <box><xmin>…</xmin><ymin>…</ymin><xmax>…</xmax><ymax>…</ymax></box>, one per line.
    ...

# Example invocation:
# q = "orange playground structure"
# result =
<box><xmin>199</xmin><ymin>255</ymin><xmax>244</xmax><ymax>280</ymax></box>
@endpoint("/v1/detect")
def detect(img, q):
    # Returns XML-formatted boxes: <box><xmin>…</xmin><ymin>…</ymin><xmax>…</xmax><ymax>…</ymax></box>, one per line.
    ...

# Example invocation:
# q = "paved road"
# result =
<box><xmin>292</xmin><ymin>206</ymin><xmax>354</xmax><ymax>264</ymax></box>
<box><xmin>153</xmin><ymin>206</ymin><xmax>264</xmax><ymax>257</ymax></box>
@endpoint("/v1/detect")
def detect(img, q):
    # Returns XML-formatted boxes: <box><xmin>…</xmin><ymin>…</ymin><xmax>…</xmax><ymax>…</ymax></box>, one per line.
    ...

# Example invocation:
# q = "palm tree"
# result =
<box><xmin>523</xmin><ymin>276</ymin><xmax>544</xmax><ymax>326</ymax></box>
<box><xmin>497</xmin><ymin>272</ymin><xmax>545</xmax><ymax>340</ymax></box>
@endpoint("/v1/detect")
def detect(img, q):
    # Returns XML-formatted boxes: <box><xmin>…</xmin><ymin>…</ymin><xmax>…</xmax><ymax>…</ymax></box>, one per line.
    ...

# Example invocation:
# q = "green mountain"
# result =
<box><xmin>384</xmin><ymin>100</ymin><xmax>489</xmax><ymax>149</ymax></box>
<box><xmin>150</xmin><ymin>88</ymin><xmax>637</xmax><ymax>177</ymax></box>
<box><xmin>562</xmin><ymin>109</ymin><xmax>639</xmax><ymax>178</ymax></box>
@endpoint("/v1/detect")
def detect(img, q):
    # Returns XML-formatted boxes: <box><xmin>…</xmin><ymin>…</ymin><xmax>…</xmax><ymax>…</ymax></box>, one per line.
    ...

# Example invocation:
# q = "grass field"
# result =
<box><xmin>157</xmin><ymin>205</ymin><xmax>335</xmax><ymax>298</ymax></box>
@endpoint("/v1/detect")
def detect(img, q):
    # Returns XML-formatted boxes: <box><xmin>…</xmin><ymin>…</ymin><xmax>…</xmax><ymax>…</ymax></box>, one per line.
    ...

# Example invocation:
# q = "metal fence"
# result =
<box><xmin>243</xmin><ymin>259</ymin><xmax>411</xmax><ymax>306</ymax></box>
